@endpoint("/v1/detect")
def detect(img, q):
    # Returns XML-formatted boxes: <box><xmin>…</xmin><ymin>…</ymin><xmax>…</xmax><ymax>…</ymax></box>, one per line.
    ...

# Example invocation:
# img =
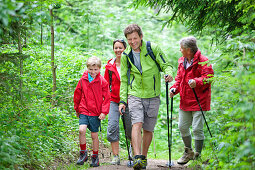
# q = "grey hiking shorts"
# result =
<box><xmin>107</xmin><ymin>101</ymin><xmax>132</xmax><ymax>142</ymax></box>
<box><xmin>128</xmin><ymin>95</ymin><xmax>160</xmax><ymax>132</ymax></box>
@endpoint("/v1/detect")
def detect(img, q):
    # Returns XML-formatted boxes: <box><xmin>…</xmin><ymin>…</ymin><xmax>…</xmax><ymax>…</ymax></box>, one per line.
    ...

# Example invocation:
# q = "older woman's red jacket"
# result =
<box><xmin>171</xmin><ymin>50</ymin><xmax>214</xmax><ymax>111</ymax></box>
<box><xmin>104</xmin><ymin>58</ymin><xmax>121</xmax><ymax>103</ymax></box>
<box><xmin>74</xmin><ymin>71</ymin><xmax>110</xmax><ymax>116</ymax></box>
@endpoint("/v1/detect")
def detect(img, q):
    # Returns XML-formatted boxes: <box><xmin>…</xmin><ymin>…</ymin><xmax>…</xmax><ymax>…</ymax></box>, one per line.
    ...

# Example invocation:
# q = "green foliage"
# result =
<box><xmin>133</xmin><ymin>0</ymin><xmax>255</xmax><ymax>39</ymax></box>
<box><xmin>1</xmin><ymin>0</ymin><xmax>254</xmax><ymax>169</ymax></box>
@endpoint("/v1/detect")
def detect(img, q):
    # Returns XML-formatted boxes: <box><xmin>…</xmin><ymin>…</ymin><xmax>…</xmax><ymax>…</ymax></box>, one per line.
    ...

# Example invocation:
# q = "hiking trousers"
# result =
<box><xmin>107</xmin><ymin>101</ymin><xmax>132</xmax><ymax>142</ymax></box>
<box><xmin>178</xmin><ymin>109</ymin><xmax>205</xmax><ymax>140</ymax></box>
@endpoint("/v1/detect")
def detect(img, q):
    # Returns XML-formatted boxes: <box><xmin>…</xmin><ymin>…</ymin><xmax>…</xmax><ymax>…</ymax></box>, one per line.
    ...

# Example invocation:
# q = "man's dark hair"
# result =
<box><xmin>124</xmin><ymin>24</ymin><xmax>143</xmax><ymax>38</ymax></box>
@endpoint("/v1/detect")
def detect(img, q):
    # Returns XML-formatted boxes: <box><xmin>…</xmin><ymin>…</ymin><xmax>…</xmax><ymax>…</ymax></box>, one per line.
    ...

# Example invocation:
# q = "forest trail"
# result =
<box><xmin>85</xmin><ymin>147</ymin><xmax>190</xmax><ymax>170</ymax></box>
<box><xmin>89</xmin><ymin>159</ymin><xmax>190</xmax><ymax>170</ymax></box>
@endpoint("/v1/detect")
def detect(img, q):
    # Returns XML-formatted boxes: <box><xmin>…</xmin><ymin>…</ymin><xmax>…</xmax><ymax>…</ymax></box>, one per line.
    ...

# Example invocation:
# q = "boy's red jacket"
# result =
<box><xmin>74</xmin><ymin>70</ymin><xmax>111</xmax><ymax>116</ymax></box>
<box><xmin>171</xmin><ymin>50</ymin><xmax>214</xmax><ymax>111</ymax></box>
<box><xmin>104</xmin><ymin>58</ymin><xmax>121</xmax><ymax>103</ymax></box>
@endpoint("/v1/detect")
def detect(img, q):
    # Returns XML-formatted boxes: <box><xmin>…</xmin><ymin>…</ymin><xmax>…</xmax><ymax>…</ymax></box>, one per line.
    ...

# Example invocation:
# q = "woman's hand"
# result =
<box><xmin>188</xmin><ymin>79</ymin><xmax>196</xmax><ymax>88</ymax></box>
<box><xmin>99</xmin><ymin>113</ymin><xmax>106</xmax><ymax>120</ymax></box>
<box><xmin>169</xmin><ymin>88</ymin><xmax>176</xmax><ymax>98</ymax></box>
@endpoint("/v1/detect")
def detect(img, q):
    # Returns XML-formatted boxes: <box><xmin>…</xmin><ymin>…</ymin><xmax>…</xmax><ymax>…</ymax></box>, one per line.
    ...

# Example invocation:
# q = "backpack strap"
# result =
<box><xmin>146</xmin><ymin>41</ymin><xmax>162</xmax><ymax>72</ymax></box>
<box><xmin>108</xmin><ymin>70</ymin><xmax>112</xmax><ymax>92</ymax></box>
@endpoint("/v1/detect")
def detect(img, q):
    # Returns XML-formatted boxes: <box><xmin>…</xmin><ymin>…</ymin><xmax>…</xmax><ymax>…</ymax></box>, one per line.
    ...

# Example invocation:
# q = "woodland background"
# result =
<box><xmin>0</xmin><ymin>0</ymin><xmax>254</xmax><ymax>169</ymax></box>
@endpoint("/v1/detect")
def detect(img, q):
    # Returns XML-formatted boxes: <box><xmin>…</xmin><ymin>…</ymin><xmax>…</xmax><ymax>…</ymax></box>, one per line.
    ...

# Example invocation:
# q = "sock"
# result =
<box><xmin>93</xmin><ymin>151</ymin><xmax>98</xmax><ymax>157</ymax></box>
<box><xmin>195</xmin><ymin>140</ymin><xmax>204</xmax><ymax>154</ymax></box>
<box><xmin>182</xmin><ymin>135</ymin><xmax>192</xmax><ymax>148</ymax></box>
<box><xmin>80</xmin><ymin>143</ymin><xmax>86</xmax><ymax>153</ymax></box>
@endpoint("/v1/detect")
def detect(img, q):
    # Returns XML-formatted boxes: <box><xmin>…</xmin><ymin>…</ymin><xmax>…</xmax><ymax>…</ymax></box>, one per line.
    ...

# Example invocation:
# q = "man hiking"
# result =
<box><xmin>119</xmin><ymin>24</ymin><xmax>173</xmax><ymax>169</ymax></box>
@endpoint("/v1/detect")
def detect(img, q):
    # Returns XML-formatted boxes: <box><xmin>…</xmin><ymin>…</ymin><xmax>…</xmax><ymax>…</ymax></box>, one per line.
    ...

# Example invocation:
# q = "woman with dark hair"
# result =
<box><xmin>104</xmin><ymin>39</ymin><xmax>132</xmax><ymax>165</ymax></box>
<box><xmin>170</xmin><ymin>36</ymin><xmax>214</xmax><ymax>165</ymax></box>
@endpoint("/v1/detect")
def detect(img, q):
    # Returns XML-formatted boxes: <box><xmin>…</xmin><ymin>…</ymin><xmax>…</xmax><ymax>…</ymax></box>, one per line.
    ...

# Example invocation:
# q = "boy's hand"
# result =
<box><xmin>76</xmin><ymin>112</ymin><xmax>80</xmax><ymax>118</ymax></box>
<box><xmin>99</xmin><ymin>113</ymin><xmax>106</xmax><ymax>120</ymax></box>
<box><xmin>119</xmin><ymin>104</ymin><xmax>126</xmax><ymax>115</ymax></box>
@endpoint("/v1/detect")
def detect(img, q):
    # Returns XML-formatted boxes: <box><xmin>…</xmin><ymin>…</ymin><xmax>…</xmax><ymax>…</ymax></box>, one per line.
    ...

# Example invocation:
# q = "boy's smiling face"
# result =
<box><xmin>88</xmin><ymin>65</ymin><xmax>100</xmax><ymax>79</ymax></box>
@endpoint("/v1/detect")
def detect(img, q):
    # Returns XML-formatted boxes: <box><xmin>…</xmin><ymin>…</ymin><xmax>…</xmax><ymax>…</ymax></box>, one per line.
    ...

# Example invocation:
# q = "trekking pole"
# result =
<box><xmin>99</xmin><ymin>122</ymin><xmax>104</xmax><ymax>158</ymax></box>
<box><xmin>165</xmin><ymin>75</ymin><xmax>174</xmax><ymax>167</ymax></box>
<box><xmin>189</xmin><ymin>80</ymin><xmax>213</xmax><ymax>138</ymax></box>
<box><xmin>121</xmin><ymin>109</ymin><xmax>132</xmax><ymax>167</ymax></box>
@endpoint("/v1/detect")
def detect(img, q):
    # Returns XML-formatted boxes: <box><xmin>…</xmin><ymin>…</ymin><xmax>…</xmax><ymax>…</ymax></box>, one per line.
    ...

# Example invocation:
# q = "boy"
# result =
<box><xmin>73</xmin><ymin>56</ymin><xmax>111</xmax><ymax>167</ymax></box>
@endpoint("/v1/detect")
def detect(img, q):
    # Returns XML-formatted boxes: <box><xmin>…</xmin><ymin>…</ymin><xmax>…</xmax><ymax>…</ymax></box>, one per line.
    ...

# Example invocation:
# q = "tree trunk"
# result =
<box><xmin>41</xmin><ymin>0</ymin><xmax>43</xmax><ymax>45</ymax></box>
<box><xmin>50</xmin><ymin>8</ymin><xmax>56</xmax><ymax>106</ymax></box>
<box><xmin>18</xmin><ymin>22</ymin><xmax>23</xmax><ymax>103</ymax></box>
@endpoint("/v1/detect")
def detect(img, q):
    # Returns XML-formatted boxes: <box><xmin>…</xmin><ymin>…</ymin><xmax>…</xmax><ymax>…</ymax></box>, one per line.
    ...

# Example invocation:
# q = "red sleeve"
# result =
<box><xmin>101</xmin><ymin>79</ymin><xmax>111</xmax><ymax>115</ymax></box>
<box><xmin>73</xmin><ymin>80</ymin><xmax>82</xmax><ymax>113</ymax></box>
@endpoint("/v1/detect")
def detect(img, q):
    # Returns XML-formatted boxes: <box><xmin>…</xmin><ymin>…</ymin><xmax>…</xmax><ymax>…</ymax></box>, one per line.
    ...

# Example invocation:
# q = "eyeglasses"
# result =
<box><xmin>113</xmin><ymin>39</ymin><xmax>125</xmax><ymax>43</ymax></box>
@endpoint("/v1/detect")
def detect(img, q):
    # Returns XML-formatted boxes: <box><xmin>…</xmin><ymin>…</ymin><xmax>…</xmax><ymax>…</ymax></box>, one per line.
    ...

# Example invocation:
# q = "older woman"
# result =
<box><xmin>170</xmin><ymin>36</ymin><xmax>214</xmax><ymax>164</ymax></box>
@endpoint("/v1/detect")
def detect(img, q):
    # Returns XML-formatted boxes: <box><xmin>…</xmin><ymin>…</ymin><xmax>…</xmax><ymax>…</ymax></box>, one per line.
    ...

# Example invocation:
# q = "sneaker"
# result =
<box><xmin>127</xmin><ymin>160</ymin><xmax>134</xmax><ymax>168</ymax></box>
<box><xmin>177</xmin><ymin>147</ymin><xmax>194</xmax><ymax>165</ymax></box>
<box><xmin>76</xmin><ymin>150</ymin><xmax>88</xmax><ymax>165</ymax></box>
<box><xmin>133</xmin><ymin>155</ymin><xmax>146</xmax><ymax>170</ymax></box>
<box><xmin>111</xmin><ymin>155</ymin><xmax>120</xmax><ymax>165</ymax></box>
<box><xmin>194</xmin><ymin>152</ymin><xmax>201</xmax><ymax>160</ymax></box>
<box><xmin>141</xmin><ymin>158</ymin><xmax>147</xmax><ymax>169</ymax></box>
<box><xmin>90</xmin><ymin>154</ymin><xmax>100</xmax><ymax>167</ymax></box>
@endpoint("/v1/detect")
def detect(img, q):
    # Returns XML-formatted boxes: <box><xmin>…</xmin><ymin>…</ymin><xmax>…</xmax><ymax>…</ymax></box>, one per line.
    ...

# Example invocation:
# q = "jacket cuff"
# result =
<box><xmin>119</xmin><ymin>101</ymin><xmax>127</xmax><ymax>106</ymax></box>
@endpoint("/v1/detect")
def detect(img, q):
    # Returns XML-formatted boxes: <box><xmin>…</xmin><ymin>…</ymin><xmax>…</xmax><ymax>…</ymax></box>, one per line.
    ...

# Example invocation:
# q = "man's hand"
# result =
<box><xmin>98</xmin><ymin>113</ymin><xmax>106</xmax><ymax>120</ymax></box>
<box><xmin>169</xmin><ymin>88</ymin><xmax>176</xmax><ymax>98</ymax></box>
<box><xmin>119</xmin><ymin>104</ymin><xmax>126</xmax><ymax>115</ymax></box>
<box><xmin>188</xmin><ymin>79</ymin><xmax>196</xmax><ymax>88</ymax></box>
<box><xmin>165</xmin><ymin>75</ymin><xmax>173</xmax><ymax>82</ymax></box>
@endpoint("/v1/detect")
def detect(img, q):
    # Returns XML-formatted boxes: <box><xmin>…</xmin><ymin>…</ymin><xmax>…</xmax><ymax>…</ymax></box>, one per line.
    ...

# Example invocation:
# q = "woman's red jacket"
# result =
<box><xmin>104</xmin><ymin>58</ymin><xmax>121</xmax><ymax>103</ymax></box>
<box><xmin>171</xmin><ymin>50</ymin><xmax>214</xmax><ymax>111</ymax></box>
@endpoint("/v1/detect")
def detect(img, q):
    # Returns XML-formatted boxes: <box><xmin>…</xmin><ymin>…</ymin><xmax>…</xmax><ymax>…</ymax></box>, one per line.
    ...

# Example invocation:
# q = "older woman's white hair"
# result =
<box><xmin>180</xmin><ymin>36</ymin><xmax>198</xmax><ymax>54</ymax></box>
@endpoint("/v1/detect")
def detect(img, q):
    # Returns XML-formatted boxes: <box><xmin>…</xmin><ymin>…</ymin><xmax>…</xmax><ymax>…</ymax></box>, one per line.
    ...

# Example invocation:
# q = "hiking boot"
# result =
<box><xmin>133</xmin><ymin>155</ymin><xmax>146</xmax><ymax>170</ymax></box>
<box><xmin>111</xmin><ymin>155</ymin><xmax>120</xmax><ymax>165</ymax></box>
<box><xmin>76</xmin><ymin>150</ymin><xmax>88</xmax><ymax>165</ymax></box>
<box><xmin>177</xmin><ymin>147</ymin><xmax>194</xmax><ymax>165</ymax></box>
<box><xmin>90</xmin><ymin>154</ymin><xmax>100</xmax><ymax>167</ymax></box>
<box><xmin>194</xmin><ymin>152</ymin><xmax>201</xmax><ymax>160</ymax></box>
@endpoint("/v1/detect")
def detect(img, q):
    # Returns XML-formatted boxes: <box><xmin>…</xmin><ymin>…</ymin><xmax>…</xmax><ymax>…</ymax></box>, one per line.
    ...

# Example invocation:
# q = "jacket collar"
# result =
<box><xmin>82</xmin><ymin>70</ymin><xmax>101</xmax><ymax>82</ymax></box>
<box><xmin>179</xmin><ymin>50</ymin><xmax>201</xmax><ymax>66</ymax></box>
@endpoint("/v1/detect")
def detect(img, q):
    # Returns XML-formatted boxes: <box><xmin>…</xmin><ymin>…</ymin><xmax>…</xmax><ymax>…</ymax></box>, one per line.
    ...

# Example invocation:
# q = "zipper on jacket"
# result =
<box><xmin>153</xmin><ymin>75</ymin><xmax>156</xmax><ymax>95</ymax></box>
<box><xmin>130</xmin><ymin>76</ymin><xmax>135</xmax><ymax>89</ymax></box>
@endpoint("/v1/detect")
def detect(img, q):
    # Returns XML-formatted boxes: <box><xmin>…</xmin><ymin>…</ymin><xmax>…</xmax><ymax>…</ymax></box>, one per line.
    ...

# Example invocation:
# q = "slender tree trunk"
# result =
<box><xmin>50</xmin><ymin>8</ymin><xmax>56</xmax><ymax>106</ymax></box>
<box><xmin>41</xmin><ymin>22</ymin><xmax>43</xmax><ymax>45</ymax></box>
<box><xmin>41</xmin><ymin>0</ymin><xmax>43</xmax><ymax>45</ymax></box>
<box><xmin>18</xmin><ymin>22</ymin><xmax>23</xmax><ymax>103</ymax></box>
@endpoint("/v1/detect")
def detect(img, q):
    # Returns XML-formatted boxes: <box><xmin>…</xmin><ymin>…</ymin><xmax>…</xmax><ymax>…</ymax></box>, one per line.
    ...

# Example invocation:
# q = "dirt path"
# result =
<box><xmin>89</xmin><ymin>159</ymin><xmax>190</xmax><ymax>170</ymax></box>
<box><xmin>87</xmin><ymin>148</ymin><xmax>190</xmax><ymax>170</ymax></box>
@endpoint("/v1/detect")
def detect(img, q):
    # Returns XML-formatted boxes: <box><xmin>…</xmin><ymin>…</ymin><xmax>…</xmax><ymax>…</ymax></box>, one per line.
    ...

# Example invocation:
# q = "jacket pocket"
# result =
<box><xmin>153</xmin><ymin>75</ymin><xmax>156</xmax><ymax>95</ymax></box>
<box><xmin>130</xmin><ymin>76</ymin><xmax>135</xmax><ymax>89</ymax></box>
